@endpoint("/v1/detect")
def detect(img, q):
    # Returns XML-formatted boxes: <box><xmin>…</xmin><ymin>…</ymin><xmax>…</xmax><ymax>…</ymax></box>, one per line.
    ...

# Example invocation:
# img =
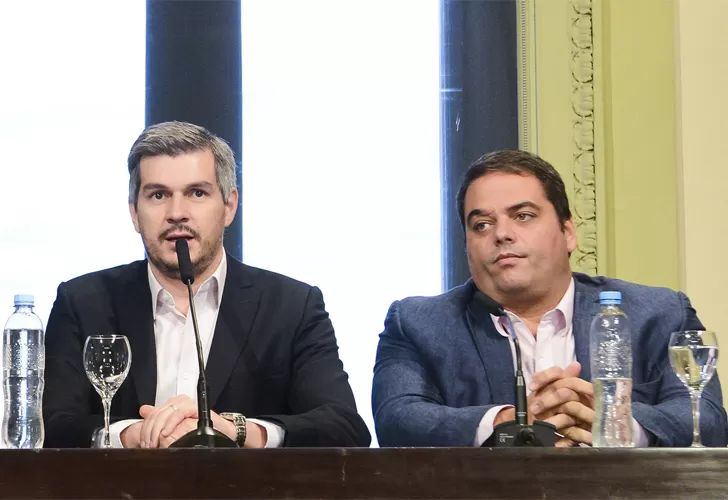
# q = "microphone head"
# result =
<box><xmin>473</xmin><ymin>290</ymin><xmax>505</xmax><ymax>317</ymax></box>
<box><xmin>175</xmin><ymin>239</ymin><xmax>195</xmax><ymax>285</ymax></box>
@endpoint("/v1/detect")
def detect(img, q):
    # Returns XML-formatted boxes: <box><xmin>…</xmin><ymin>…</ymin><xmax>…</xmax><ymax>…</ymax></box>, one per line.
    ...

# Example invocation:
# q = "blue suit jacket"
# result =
<box><xmin>372</xmin><ymin>273</ymin><xmax>728</xmax><ymax>447</ymax></box>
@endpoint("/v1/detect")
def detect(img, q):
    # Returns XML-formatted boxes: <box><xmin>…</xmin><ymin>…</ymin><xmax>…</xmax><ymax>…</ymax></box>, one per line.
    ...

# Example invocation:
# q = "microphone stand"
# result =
<box><xmin>491</xmin><ymin>313</ymin><xmax>555</xmax><ymax>447</ymax></box>
<box><xmin>170</xmin><ymin>240</ymin><xmax>237</xmax><ymax>448</ymax></box>
<box><xmin>471</xmin><ymin>290</ymin><xmax>555</xmax><ymax>447</ymax></box>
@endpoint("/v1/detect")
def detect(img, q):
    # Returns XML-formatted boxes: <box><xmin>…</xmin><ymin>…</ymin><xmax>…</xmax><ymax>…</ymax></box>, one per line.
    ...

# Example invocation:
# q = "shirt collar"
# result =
<box><xmin>555</xmin><ymin>276</ymin><xmax>575</xmax><ymax>330</ymax></box>
<box><xmin>147</xmin><ymin>252</ymin><xmax>227</xmax><ymax>319</ymax></box>
<box><xmin>491</xmin><ymin>277</ymin><xmax>575</xmax><ymax>337</ymax></box>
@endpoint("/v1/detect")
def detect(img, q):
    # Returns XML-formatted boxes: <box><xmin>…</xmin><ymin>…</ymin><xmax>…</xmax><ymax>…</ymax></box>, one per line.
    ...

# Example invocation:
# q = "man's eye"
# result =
<box><xmin>192</xmin><ymin>190</ymin><xmax>206</xmax><ymax>198</ymax></box>
<box><xmin>474</xmin><ymin>221</ymin><xmax>491</xmax><ymax>231</ymax></box>
<box><xmin>515</xmin><ymin>213</ymin><xmax>533</xmax><ymax>221</ymax></box>
<box><xmin>152</xmin><ymin>192</ymin><xmax>165</xmax><ymax>200</ymax></box>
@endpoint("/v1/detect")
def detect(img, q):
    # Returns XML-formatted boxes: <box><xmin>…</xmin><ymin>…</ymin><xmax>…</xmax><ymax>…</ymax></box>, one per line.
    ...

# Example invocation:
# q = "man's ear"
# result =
<box><xmin>563</xmin><ymin>217</ymin><xmax>576</xmax><ymax>254</ymax></box>
<box><xmin>129</xmin><ymin>202</ymin><xmax>140</xmax><ymax>233</ymax></box>
<box><xmin>223</xmin><ymin>188</ymin><xmax>239</xmax><ymax>227</ymax></box>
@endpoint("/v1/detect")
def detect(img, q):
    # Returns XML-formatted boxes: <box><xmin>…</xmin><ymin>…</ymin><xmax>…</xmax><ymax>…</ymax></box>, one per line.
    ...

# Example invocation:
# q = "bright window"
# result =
<box><xmin>241</xmin><ymin>0</ymin><xmax>441</xmax><ymax>441</ymax></box>
<box><xmin>0</xmin><ymin>1</ymin><xmax>145</xmax><ymax>328</ymax></box>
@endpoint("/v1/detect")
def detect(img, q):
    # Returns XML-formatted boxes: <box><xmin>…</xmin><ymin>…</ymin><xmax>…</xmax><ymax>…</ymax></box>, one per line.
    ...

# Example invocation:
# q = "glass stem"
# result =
<box><xmin>102</xmin><ymin>397</ymin><xmax>112</xmax><ymax>448</ymax></box>
<box><xmin>691</xmin><ymin>390</ymin><xmax>702</xmax><ymax>447</ymax></box>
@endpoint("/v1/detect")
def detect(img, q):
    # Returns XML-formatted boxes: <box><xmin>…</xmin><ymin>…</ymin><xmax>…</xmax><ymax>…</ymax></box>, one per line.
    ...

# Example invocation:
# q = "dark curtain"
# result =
<box><xmin>146</xmin><ymin>0</ymin><xmax>243</xmax><ymax>259</ymax></box>
<box><xmin>440</xmin><ymin>0</ymin><xmax>519</xmax><ymax>290</ymax></box>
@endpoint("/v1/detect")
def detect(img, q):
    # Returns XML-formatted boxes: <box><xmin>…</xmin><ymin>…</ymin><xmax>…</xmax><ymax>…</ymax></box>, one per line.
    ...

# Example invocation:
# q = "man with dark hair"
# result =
<box><xmin>43</xmin><ymin>121</ymin><xmax>370</xmax><ymax>449</ymax></box>
<box><xmin>372</xmin><ymin>149</ymin><xmax>727</xmax><ymax>447</ymax></box>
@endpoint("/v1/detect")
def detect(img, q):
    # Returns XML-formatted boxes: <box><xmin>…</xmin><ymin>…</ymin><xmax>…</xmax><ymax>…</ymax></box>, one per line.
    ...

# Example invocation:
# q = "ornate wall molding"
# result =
<box><xmin>570</xmin><ymin>0</ymin><xmax>598</xmax><ymax>275</ymax></box>
<box><xmin>517</xmin><ymin>0</ymin><xmax>538</xmax><ymax>152</ymax></box>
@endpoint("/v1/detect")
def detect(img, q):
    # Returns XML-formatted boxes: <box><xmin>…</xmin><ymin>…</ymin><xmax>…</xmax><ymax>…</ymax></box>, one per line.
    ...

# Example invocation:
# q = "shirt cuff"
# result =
<box><xmin>94</xmin><ymin>419</ymin><xmax>142</xmax><ymax>448</ymax></box>
<box><xmin>247</xmin><ymin>418</ymin><xmax>286</xmax><ymax>448</ymax></box>
<box><xmin>474</xmin><ymin>405</ymin><xmax>513</xmax><ymax>446</ymax></box>
<box><xmin>632</xmin><ymin>417</ymin><xmax>650</xmax><ymax>447</ymax></box>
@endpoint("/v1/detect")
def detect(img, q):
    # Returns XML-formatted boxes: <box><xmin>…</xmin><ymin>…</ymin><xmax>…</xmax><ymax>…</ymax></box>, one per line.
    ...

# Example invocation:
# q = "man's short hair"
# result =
<box><xmin>127</xmin><ymin>121</ymin><xmax>237</xmax><ymax>207</ymax></box>
<box><xmin>456</xmin><ymin>150</ymin><xmax>572</xmax><ymax>230</ymax></box>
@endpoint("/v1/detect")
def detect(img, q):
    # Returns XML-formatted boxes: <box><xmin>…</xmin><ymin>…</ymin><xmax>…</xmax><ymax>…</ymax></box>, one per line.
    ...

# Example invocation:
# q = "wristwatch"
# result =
<box><xmin>219</xmin><ymin>412</ymin><xmax>247</xmax><ymax>447</ymax></box>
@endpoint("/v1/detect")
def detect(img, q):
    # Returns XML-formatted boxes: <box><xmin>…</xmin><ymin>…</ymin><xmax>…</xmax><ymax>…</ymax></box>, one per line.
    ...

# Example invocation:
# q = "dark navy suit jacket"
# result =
<box><xmin>43</xmin><ymin>255</ymin><xmax>370</xmax><ymax>448</ymax></box>
<box><xmin>372</xmin><ymin>273</ymin><xmax>728</xmax><ymax>447</ymax></box>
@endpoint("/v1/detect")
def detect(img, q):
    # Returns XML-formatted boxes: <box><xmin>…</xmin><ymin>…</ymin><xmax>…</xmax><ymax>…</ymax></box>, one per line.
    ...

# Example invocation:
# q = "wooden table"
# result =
<box><xmin>0</xmin><ymin>448</ymin><xmax>726</xmax><ymax>499</ymax></box>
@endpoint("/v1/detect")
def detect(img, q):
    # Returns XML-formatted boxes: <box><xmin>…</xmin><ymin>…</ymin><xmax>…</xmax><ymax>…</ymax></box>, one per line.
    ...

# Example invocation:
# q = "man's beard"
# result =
<box><xmin>143</xmin><ymin>231</ymin><xmax>223</xmax><ymax>281</ymax></box>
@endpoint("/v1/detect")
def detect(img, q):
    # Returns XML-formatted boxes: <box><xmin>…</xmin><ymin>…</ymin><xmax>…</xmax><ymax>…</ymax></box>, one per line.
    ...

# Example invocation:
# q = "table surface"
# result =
<box><xmin>0</xmin><ymin>447</ymin><xmax>726</xmax><ymax>499</ymax></box>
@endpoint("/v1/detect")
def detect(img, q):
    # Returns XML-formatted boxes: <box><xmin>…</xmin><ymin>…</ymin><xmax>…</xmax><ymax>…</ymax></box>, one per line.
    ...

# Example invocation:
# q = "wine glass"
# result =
<box><xmin>83</xmin><ymin>335</ymin><xmax>131</xmax><ymax>448</ymax></box>
<box><xmin>668</xmin><ymin>330</ymin><xmax>719</xmax><ymax>447</ymax></box>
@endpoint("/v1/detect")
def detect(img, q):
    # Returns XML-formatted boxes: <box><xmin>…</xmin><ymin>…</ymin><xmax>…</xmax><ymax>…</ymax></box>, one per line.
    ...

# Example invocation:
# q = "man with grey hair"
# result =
<box><xmin>43</xmin><ymin>121</ymin><xmax>370</xmax><ymax>449</ymax></box>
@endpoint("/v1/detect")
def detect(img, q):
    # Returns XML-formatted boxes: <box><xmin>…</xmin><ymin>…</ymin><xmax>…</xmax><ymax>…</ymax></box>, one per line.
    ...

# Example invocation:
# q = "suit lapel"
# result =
<box><xmin>206</xmin><ymin>257</ymin><xmax>261</xmax><ymax>407</ymax></box>
<box><xmin>573</xmin><ymin>276</ymin><xmax>600</xmax><ymax>382</ymax></box>
<box><xmin>114</xmin><ymin>261</ymin><xmax>157</xmax><ymax>406</ymax></box>
<box><xmin>466</xmin><ymin>285</ymin><xmax>516</xmax><ymax>404</ymax></box>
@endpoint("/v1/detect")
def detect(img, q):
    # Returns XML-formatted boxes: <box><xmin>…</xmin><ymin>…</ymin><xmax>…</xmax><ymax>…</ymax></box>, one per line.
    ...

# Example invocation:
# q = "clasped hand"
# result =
<box><xmin>496</xmin><ymin>361</ymin><xmax>595</xmax><ymax>447</ymax></box>
<box><xmin>120</xmin><ymin>395</ymin><xmax>265</xmax><ymax>448</ymax></box>
<box><xmin>530</xmin><ymin>361</ymin><xmax>594</xmax><ymax>447</ymax></box>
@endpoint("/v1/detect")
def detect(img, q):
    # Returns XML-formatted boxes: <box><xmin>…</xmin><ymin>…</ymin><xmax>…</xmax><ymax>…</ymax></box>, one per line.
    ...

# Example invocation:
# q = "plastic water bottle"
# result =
<box><xmin>590</xmin><ymin>291</ymin><xmax>634</xmax><ymax>447</ymax></box>
<box><xmin>2</xmin><ymin>294</ymin><xmax>45</xmax><ymax>448</ymax></box>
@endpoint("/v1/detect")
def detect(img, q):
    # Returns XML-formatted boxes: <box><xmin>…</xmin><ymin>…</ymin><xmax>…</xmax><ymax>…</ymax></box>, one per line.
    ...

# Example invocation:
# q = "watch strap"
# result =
<box><xmin>219</xmin><ymin>412</ymin><xmax>247</xmax><ymax>447</ymax></box>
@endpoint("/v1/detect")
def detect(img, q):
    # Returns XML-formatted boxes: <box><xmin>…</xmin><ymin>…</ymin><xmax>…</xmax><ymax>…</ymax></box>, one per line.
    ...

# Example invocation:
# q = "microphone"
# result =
<box><xmin>169</xmin><ymin>239</ymin><xmax>238</xmax><ymax>448</ymax></box>
<box><xmin>472</xmin><ymin>289</ymin><xmax>555</xmax><ymax>447</ymax></box>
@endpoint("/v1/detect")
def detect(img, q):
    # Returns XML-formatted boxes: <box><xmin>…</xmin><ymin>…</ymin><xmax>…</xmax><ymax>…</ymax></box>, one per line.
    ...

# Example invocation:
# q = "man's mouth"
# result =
<box><xmin>494</xmin><ymin>253</ymin><xmax>523</xmax><ymax>263</ymax></box>
<box><xmin>160</xmin><ymin>224</ymin><xmax>198</xmax><ymax>243</ymax></box>
<box><xmin>165</xmin><ymin>233</ymin><xmax>194</xmax><ymax>241</ymax></box>
<box><xmin>161</xmin><ymin>232</ymin><xmax>196</xmax><ymax>243</ymax></box>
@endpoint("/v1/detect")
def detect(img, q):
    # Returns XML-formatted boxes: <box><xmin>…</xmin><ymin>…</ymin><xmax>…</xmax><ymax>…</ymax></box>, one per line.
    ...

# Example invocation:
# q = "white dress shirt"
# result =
<box><xmin>473</xmin><ymin>278</ymin><xmax>649</xmax><ymax>447</ymax></box>
<box><xmin>101</xmin><ymin>254</ymin><xmax>285</xmax><ymax>448</ymax></box>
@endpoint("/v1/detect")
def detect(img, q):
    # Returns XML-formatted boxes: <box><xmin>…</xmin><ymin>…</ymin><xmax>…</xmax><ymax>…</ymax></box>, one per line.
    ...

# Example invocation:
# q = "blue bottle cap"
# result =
<box><xmin>599</xmin><ymin>291</ymin><xmax>621</xmax><ymax>305</ymax></box>
<box><xmin>13</xmin><ymin>294</ymin><xmax>34</xmax><ymax>307</ymax></box>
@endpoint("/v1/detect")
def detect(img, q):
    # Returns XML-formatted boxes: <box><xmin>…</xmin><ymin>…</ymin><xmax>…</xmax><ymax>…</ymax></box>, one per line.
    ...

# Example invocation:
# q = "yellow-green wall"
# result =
<box><xmin>675</xmin><ymin>0</ymin><xmax>728</xmax><ymax>393</ymax></box>
<box><xmin>601</xmin><ymin>0</ymin><xmax>680</xmax><ymax>290</ymax></box>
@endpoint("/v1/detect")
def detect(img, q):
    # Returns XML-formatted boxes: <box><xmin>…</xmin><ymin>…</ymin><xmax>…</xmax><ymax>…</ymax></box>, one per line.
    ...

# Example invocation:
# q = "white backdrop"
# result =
<box><xmin>240</xmin><ymin>0</ymin><xmax>441</xmax><ymax>443</ymax></box>
<box><xmin>0</xmin><ymin>1</ymin><xmax>146</xmax><ymax>337</ymax></box>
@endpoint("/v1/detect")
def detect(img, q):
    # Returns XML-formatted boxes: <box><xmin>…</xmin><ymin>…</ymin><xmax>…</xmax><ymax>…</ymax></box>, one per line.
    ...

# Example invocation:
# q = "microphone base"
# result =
<box><xmin>489</xmin><ymin>420</ymin><xmax>556</xmax><ymax>447</ymax></box>
<box><xmin>168</xmin><ymin>426</ymin><xmax>239</xmax><ymax>449</ymax></box>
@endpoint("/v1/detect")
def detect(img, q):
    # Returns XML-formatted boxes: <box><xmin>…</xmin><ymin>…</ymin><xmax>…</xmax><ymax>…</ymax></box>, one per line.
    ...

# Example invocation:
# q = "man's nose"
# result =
<box><xmin>493</xmin><ymin>217</ymin><xmax>515</xmax><ymax>244</ymax></box>
<box><xmin>166</xmin><ymin>194</ymin><xmax>190</xmax><ymax>223</ymax></box>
